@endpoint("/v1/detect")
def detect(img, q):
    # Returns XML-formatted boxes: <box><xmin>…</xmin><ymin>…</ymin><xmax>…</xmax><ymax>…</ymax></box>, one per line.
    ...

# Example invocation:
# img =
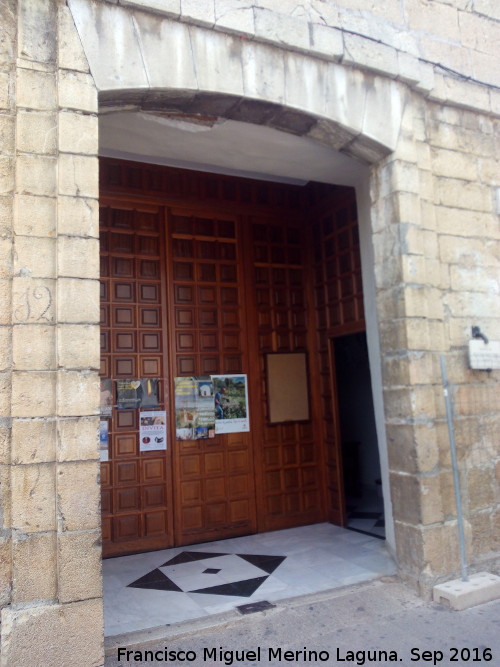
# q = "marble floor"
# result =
<box><xmin>103</xmin><ymin>523</ymin><xmax>396</xmax><ymax>637</ymax></box>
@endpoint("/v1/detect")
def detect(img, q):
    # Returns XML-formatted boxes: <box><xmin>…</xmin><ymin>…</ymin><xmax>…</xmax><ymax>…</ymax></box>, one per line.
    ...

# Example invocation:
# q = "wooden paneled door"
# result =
<box><xmin>100</xmin><ymin>200</ymin><xmax>174</xmax><ymax>557</ymax></box>
<box><xmin>100</xmin><ymin>199</ymin><xmax>258</xmax><ymax>555</ymax></box>
<box><xmin>166</xmin><ymin>208</ymin><xmax>257</xmax><ymax>545</ymax></box>
<box><xmin>99</xmin><ymin>158</ymin><xmax>365</xmax><ymax>557</ymax></box>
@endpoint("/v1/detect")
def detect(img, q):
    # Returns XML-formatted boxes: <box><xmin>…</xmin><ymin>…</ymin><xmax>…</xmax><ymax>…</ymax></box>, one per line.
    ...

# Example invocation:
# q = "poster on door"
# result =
<box><xmin>99</xmin><ymin>420</ymin><xmax>109</xmax><ymax>461</ymax></box>
<box><xmin>212</xmin><ymin>375</ymin><xmax>250</xmax><ymax>434</ymax></box>
<box><xmin>174</xmin><ymin>376</ymin><xmax>215</xmax><ymax>440</ymax></box>
<box><xmin>116</xmin><ymin>379</ymin><xmax>159</xmax><ymax>409</ymax></box>
<box><xmin>139</xmin><ymin>411</ymin><xmax>167</xmax><ymax>452</ymax></box>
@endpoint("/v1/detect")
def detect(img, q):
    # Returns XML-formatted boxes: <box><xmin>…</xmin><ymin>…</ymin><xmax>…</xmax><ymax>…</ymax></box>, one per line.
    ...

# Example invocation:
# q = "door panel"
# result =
<box><xmin>167</xmin><ymin>209</ymin><xmax>257</xmax><ymax>545</ymax></box>
<box><xmin>99</xmin><ymin>158</ymin><xmax>366</xmax><ymax>555</ymax></box>
<box><xmin>248</xmin><ymin>217</ymin><xmax>326</xmax><ymax>532</ymax></box>
<box><xmin>100</xmin><ymin>203</ymin><xmax>174</xmax><ymax>557</ymax></box>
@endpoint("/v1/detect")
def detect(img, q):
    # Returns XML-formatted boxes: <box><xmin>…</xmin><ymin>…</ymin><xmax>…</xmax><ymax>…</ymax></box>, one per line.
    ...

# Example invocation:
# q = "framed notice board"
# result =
<box><xmin>266</xmin><ymin>352</ymin><xmax>310</xmax><ymax>424</ymax></box>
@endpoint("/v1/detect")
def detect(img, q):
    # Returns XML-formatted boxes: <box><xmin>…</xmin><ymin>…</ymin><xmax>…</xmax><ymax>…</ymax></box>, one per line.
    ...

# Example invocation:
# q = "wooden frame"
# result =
<box><xmin>266</xmin><ymin>352</ymin><xmax>310</xmax><ymax>424</ymax></box>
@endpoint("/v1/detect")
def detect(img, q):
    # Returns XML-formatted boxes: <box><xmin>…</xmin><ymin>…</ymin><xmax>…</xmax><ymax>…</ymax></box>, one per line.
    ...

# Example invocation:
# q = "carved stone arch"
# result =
<box><xmin>69</xmin><ymin>0</ymin><xmax>405</xmax><ymax>165</ymax></box>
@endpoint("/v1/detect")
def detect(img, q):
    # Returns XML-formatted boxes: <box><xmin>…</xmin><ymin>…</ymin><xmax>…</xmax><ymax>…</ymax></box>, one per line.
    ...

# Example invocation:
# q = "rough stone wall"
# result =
<box><xmin>0</xmin><ymin>1</ymin><xmax>103</xmax><ymax>665</ymax></box>
<box><xmin>370</xmin><ymin>96</ymin><xmax>500</xmax><ymax>591</ymax></box>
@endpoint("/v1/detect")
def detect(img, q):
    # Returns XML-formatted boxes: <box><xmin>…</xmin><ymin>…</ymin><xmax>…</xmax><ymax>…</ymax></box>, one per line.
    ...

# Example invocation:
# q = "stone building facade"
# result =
<box><xmin>0</xmin><ymin>1</ymin><xmax>499</xmax><ymax>665</ymax></box>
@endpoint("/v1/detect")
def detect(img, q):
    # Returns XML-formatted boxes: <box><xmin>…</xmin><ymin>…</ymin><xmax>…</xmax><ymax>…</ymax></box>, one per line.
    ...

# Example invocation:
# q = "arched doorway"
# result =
<box><xmin>97</xmin><ymin>108</ymin><xmax>392</xmax><ymax>556</ymax></box>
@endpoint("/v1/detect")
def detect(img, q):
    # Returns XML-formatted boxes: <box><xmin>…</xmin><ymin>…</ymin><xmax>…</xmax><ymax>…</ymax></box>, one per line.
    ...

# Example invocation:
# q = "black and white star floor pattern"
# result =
<box><xmin>104</xmin><ymin>523</ymin><xmax>396</xmax><ymax>637</ymax></box>
<box><xmin>128</xmin><ymin>550</ymin><xmax>287</xmax><ymax>598</ymax></box>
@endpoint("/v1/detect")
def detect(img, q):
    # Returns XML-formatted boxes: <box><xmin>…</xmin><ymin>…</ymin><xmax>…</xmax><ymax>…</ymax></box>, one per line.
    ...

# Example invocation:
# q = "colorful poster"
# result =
<box><xmin>116</xmin><ymin>379</ymin><xmax>159</xmax><ymax>409</ymax></box>
<box><xmin>100</xmin><ymin>379</ymin><xmax>113</xmax><ymax>416</ymax></box>
<box><xmin>174</xmin><ymin>376</ymin><xmax>215</xmax><ymax>440</ymax></box>
<box><xmin>212</xmin><ymin>375</ymin><xmax>250</xmax><ymax>434</ymax></box>
<box><xmin>139</xmin><ymin>411</ymin><xmax>167</xmax><ymax>452</ymax></box>
<box><xmin>99</xmin><ymin>420</ymin><xmax>109</xmax><ymax>461</ymax></box>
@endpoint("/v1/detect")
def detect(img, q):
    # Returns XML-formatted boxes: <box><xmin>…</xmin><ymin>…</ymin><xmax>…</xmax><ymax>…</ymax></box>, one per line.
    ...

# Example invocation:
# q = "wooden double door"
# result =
<box><xmin>99</xmin><ymin>159</ymin><xmax>360</xmax><ymax>557</ymax></box>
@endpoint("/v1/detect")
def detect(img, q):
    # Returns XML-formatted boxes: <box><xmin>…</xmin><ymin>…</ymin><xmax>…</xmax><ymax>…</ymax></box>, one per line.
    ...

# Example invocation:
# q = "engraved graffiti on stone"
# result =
<box><xmin>14</xmin><ymin>286</ymin><xmax>53</xmax><ymax>322</ymax></box>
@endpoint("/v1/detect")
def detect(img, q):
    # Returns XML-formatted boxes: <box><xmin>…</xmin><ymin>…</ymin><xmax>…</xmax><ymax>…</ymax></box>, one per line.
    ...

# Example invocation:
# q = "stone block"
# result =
<box><xmin>11</xmin><ymin>418</ymin><xmax>57</xmax><ymax>464</ymax></box>
<box><xmin>18</xmin><ymin>0</ymin><xmax>57</xmax><ymax>64</ymax></box>
<box><xmin>56</xmin><ymin>370</ymin><xmax>99</xmax><ymax>417</ymax></box>
<box><xmin>0</xmin><ymin>326</ymin><xmax>11</xmax><ymax>373</ymax></box>
<box><xmin>394</xmin><ymin>522</ymin><xmax>424</xmax><ymax>576</ymax></box>
<box><xmin>407</xmin><ymin>0</ymin><xmax>460</xmax><ymax>41</ymax></box>
<box><xmin>57</xmin><ymin>530</ymin><xmax>103</xmax><ymax>603</ymax></box>
<box><xmin>470</xmin><ymin>48</ymin><xmax>500</xmax><ymax>89</ymax></box>
<box><xmin>189</xmin><ymin>26</ymin><xmax>244</xmax><ymax>96</ymax></box>
<box><xmin>14</xmin><ymin>194</ymin><xmax>56</xmax><ymax>237</ymax></box>
<box><xmin>58</xmin><ymin>4</ymin><xmax>90</xmax><ymax>72</ymax></box>
<box><xmin>254</xmin><ymin>7</ymin><xmax>309</xmax><ymax>52</ymax></box>
<box><xmin>57</xmin><ymin>236</ymin><xmax>99</xmax><ymax>279</ymax></box>
<box><xmin>0</xmin><ymin>195</ymin><xmax>12</xmax><ymax>236</ymax></box>
<box><xmin>240</xmin><ymin>40</ymin><xmax>285</xmax><ymax>106</ymax></box>
<box><xmin>14</xmin><ymin>236</ymin><xmax>56</xmax><ymax>279</ymax></box>
<box><xmin>16</xmin><ymin>154</ymin><xmax>57</xmax><ymax>197</ymax></box>
<box><xmin>470</xmin><ymin>510</ymin><xmax>494</xmax><ymax>555</ymax></box>
<box><xmin>433</xmin><ymin>177</ymin><xmax>492</xmax><ymax>212</ymax></box>
<box><xmin>57</xmin><ymin>278</ymin><xmax>99</xmax><ymax>323</ymax></box>
<box><xmin>0</xmin><ymin>536</ymin><xmax>11</xmax><ymax>606</ymax></box>
<box><xmin>431</xmin><ymin>147</ymin><xmax>478</xmax><ymax>181</ymax></box>
<box><xmin>309</xmin><ymin>23</ymin><xmax>343</xmax><ymax>61</ymax></box>
<box><xmin>11</xmin><ymin>370</ymin><xmax>56</xmax><ymax>418</ymax></box>
<box><xmin>422</xmin><ymin>520</ymin><xmax>472</xmax><ymax>575</ymax></box>
<box><xmin>386</xmin><ymin>422</ymin><xmax>440</xmax><ymax>475</ymax></box>
<box><xmin>181</xmin><ymin>0</ymin><xmax>215</xmax><ymax>27</ymax></box>
<box><xmin>420</xmin><ymin>473</ymin><xmax>449</xmax><ymax>525</ymax></box>
<box><xmin>58</xmin><ymin>324</ymin><xmax>100</xmax><ymax>370</ymax></box>
<box><xmin>12</xmin><ymin>324</ymin><xmax>56</xmax><ymax>371</ymax></box>
<box><xmin>68</xmin><ymin>0</ymin><xmax>149</xmax><ymax>91</ymax></box>
<box><xmin>322</xmin><ymin>63</ymin><xmax>367</xmax><ymax>138</ymax></box>
<box><xmin>444</xmin><ymin>291</ymin><xmax>500</xmax><ymax>320</ymax></box>
<box><xmin>12</xmin><ymin>531</ymin><xmax>57</xmax><ymax>603</ymax></box>
<box><xmin>343</xmin><ymin>32</ymin><xmax>399</xmax><ymax>78</ymax></box>
<box><xmin>16</xmin><ymin>68</ymin><xmax>56</xmax><ymax>110</ymax></box>
<box><xmin>11</xmin><ymin>462</ymin><xmax>56</xmax><ymax>532</ymax></box>
<box><xmin>57</xmin><ymin>196</ymin><xmax>98</xmax><ymax>238</ymax></box>
<box><xmin>0</xmin><ymin>371</ymin><xmax>10</xmax><ymax>417</ymax></box>
<box><xmin>467</xmin><ymin>466</ymin><xmax>496</xmax><ymax>510</ymax></box>
<box><xmin>57</xmin><ymin>416</ymin><xmax>99</xmax><ymax>462</ymax></box>
<box><xmin>58</xmin><ymin>70</ymin><xmax>97</xmax><ymax>113</ymax></box>
<box><xmin>404</xmin><ymin>285</ymin><xmax>444</xmax><ymax>320</ymax></box>
<box><xmin>0</xmin><ymin>280</ymin><xmax>11</xmax><ymax>325</ymax></box>
<box><xmin>284</xmin><ymin>52</ymin><xmax>330</xmax><ymax>118</ymax></box>
<box><xmin>0</xmin><ymin>237</ymin><xmax>11</xmax><ymax>279</ymax></box>
<box><xmin>57</xmin><ymin>460</ymin><xmax>100</xmax><ymax>531</ymax></box>
<box><xmin>433</xmin><ymin>572</ymin><xmax>500</xmax><ymax>611</ymax></box>
<box><xmin>58</xmin><ymin>111</ymin><xmax>98</xmax><ymax>155</ymax></box>
<box><xmin>215</xmin><ymin>0</ymin><xmax>255</xmax><ymax>36</ymax></box>
<box><xmin>0</xmin><ymin>115</ymin><xmax>14</xmax><ymax>156</ymax></box>
<box><xmin>16</xmin><ymin>111</ymin><xmax>57</xmax><ymax>155</ymax></box>
<box><xmin>132</xmin><ymin>13</ymin><xmax>197</xmax><ymax>91</ymax></box>
<box><xmin>0</xmin><ymin>156</ymin><xmax>14</xmax><ymax>195</ymax></box>
<box><xmin>58</xmin><ymin>154</ymin><xmax>98</xmax><ymax>198</ymax></box>
<box><xmin>0</xmin><ymin>72</ymin><xmax>11</xmax><ymax>110</ymax></box>
<box><xmin>450</xmin><ymin>265</ymin><xmax>500</xmax><ymax>294</ymax></box>
<box><xmin>0</xmin><ymin>598</ymin><xmax>104</xmax><ymax>667</ymax></box>
<box><xmin>397</xmin><ymin>50</ymin><xmax>421</xmax><ymax>85</ymax></box>
<box><xmin>12</xmin><ymin>277</ymin><xmax>56</xmax><ymax>325</ymax></box>
<box><xmin>438</xmin><ymin>235</ymin><xmax>499</xmax><ymax>268</ymax></box>
<box><xmin>429</xmin><ymin>119</ymin><xmax>496</xmax><ymax>158</ymax></box>
<box><xmin>474</xmin><ymin>0</ymin><xmax>500</xmax><ymax>21</ymax></box>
